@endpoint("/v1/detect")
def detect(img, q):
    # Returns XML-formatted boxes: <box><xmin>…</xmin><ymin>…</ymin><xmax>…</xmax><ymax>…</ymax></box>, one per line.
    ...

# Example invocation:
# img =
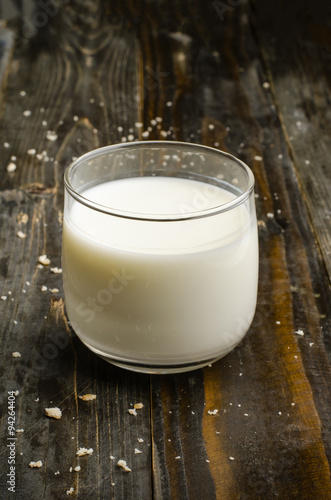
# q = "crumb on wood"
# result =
<box><xmin>128</xmin><ymin>408</ymin><xmax>137</xmax><ymax>416</ymax></box>
<box><xmin>207</xmin><ymin>409</ymin><xmax>219</xmax><ymax>415</ymax></box>
<box><xmin>134</xmin><ymin>403</ymin><xmax>144</xmax><ymax>410</ymax></box>
<box><xmin>7</xmin><ymin>162</ymin><xmax>17</xmax><ymax>172</ymax></box>
<box><xmin>66</xmin><ymin>487</ymin><xmax>75</xmax><ymax>496</ymax></box>
<box><xmin>12</xmin><ymin>352</ymin><xmax>21</xmax><ymax>358</ymax></box>
<box><xmin>50</xmin><ymin>267</ymin><xmax>62</xmax><ymax>274</ymax></box>
<box><xmin>74</xmin><ymin>466</ymin><xmax>81</xmax><ymax>472</ymax></box>
<box><xmin>79</xmin><ymin>394</ymin><xmax>97</xmax><ymax>401</ymax></box>
<box><xmin>29</xmin><ymin>461</ymin><xmax>43</xmax><ymax>468</ymax></box>
<box><xmin>134</xmin><ymin>448</ymin><xmax>142</xmax><ymax>454</ymax></box>
<box><xmin>76</xmin><ymin>447</ymin><xmax>93</xmax><ymax>456</ymax></box>
<box><xmin>38</xmin><ymin>254</ymin><xmax>51</xmax><ymax>266</ymax></box>
<box><xmin>117</xmin><ymin>459</ymin><xmax>131</xmax><ymax>472</ymax></box>
<box><xmin>45</xmin><ymin>407</ymin><xmax>62</xmax><ymax>419</ymax></box>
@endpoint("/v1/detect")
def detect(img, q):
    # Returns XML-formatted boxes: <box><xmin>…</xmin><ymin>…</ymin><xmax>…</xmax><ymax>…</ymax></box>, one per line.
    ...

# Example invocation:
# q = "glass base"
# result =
<box><xmin>84</xmin><ymin>341</ymin><xmax>227</xmax><ymax>374</ymax></box>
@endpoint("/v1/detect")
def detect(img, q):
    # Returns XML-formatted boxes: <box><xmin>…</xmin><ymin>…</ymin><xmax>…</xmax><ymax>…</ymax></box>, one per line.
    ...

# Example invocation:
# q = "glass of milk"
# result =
<box><xmin>62</xmin><ymin>141</ymin><xmax>258</xmax><ymax>374</ymax></box>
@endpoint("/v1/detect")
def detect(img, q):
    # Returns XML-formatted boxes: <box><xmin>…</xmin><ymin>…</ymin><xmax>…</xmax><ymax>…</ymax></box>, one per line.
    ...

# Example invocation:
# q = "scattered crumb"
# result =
<box><xmin>69</xmin><ymin>467</ymin><xmax>73</xmax><ymax>472</ymax></box>
<box><xmin>137</xmin><ymin>438</ymin><xmax>144</xmax><ymax>443</ymax></box>
<box><xmin>74</xmin><ymin>466</ymin><xmax>81</xmax><ymax>472</ymax></box>
<box><xmin>134</xmin><ymin>448</ymin><xmax>142</xmax><ymax>454</ymax></box>
<box><xmin>142</xmin><ymin>131</ymin><xmax>149</xmax><ymax>138</ymax></box>
<box><xmin>38</xmin><ymin>255</ymin><xmax>51</xmax><ymax>266</ymax></box>
<box><xmin>7</xmin><ymin>162</ymin><xmax>17</xmax><ymax>173</ymax></box>
<box><xmin>207</xmin><ymin>409</ymin><xmax>219</xmax><ymax>415</ymax></box>
<box><xmin>1</xmin><ymin>295</ymin><xmax>7</xmax><ymax>301</ymax></box>
<box><xmin>208</xmin><ymin>123</ymin><xmax>215</xmax><ymax>130</ymax></box>
<box><xmin>76</xmin><ymin>448</ymin><xmax>93</xmax><ymax>456</ymax></box>
<box><xmin>15</xmin><ymin>390</ymin><xmax>19</xmax><ymax>396</ymax></box>
<box><xmin>110</xmin><ymin>455</ymin><xmax>115</xmax><ymax>460</ymax></box>
<box><xmin>46</xmin><ymin>130</ymin><xmax>58</xmax><ymax>141</ymax></box>
<box><xmin>27</xmin><ymin>148</ymin><xmax>36</xmax><ymax>155</ymax></box>
<box><xmin>20</xmin><ymin>90</ymin><xmax>26</xmax><ymax>96</ymax></box>
<box><xmin>263</xmin><ymin>82</ymin><xmax>270</xmax><ymax>89</ymax></box>
<box><xmin>229</xmin><ymin>456</ymin><xmax>235</xmax><ymax>461</ymax></box>
<box><xmin>50</xmin><ymin>288</ymin><xmax>59</xmax><ymax>293</ymax></box>
<box><xmin>50</xmin><ymin>267</ymin><xmax>62</xmax><ymax>274</ymax></box>
<box><xmin>206</xmin><ymin>459</ymin><xmax>210</xmax><ymax>463</ymax></box>
<box><xmin>29</xmin><ymin>461</ymin><xmax>43</xmax><ymax>468</ymax></box>
<box><xmin>16</xmin><ymin>429</ymin><xmax>24</xmax><ymax>433</ymax></box>
<box><xmin>79</xmin><ymin>394</ymin><xmax>97</xmax><ymax>401</ymax></box>
<box><xmin>295</xmin><ymin>329</ymin><xmax>304</xmax><ymax>336</ymax></box>
<box><xmin>54</xmin><ymin>471</ymin><xmax>60</xmax><ymax>475</ymax></box>
<box><xmin>305</xmin><ymin>159</ymin><xmax>310</xmax><ymax>165</ymax></box>
<box><xmin>175</xmin><ymin>456</ymin><xmax>181</xmax><ymax>460</ymax></box>
<box><xmin>128</xmin><ymin>408</ymin><xmax>137</xmax><ymax>416</ymax></box>
<box><xmin>276</xmin><ymin>321</ymin><xmax>281</xmax><ymax>325</ymax></box>
<box><xmin>12</xmin><ymin>352</ymin><xmax>21</xmax><ymax>358</ymax></box>
<box><xmin>254</xmin><ymin>155</ymin><xmax>263</xmax><ymax>161</ymax></box>
<box><xmin>309</xmin><ymin>342</ymin><xmax>314</xmax><ymax>347</ymax></box>
<box><xmin>117</xmin><ymin>460</ymin><xmax>131</xmax><ymax>472</ymax></box>
<box><xmin>134</xmin><ymin>403</ymin><xmax>144</xmax><ymax>410</ymax></box>
<box><xmin>66</xmin><ymin>487</ymin><xmax>75</xmax><ymax>496</ymax></box>
<box><xmin>266</xmin><ymin>212</ymin><xmax>274</xmax><ymax>219</ymax></box>
<box><xmin>17</xmin><ymin>231</ymin><xmax>26</xmax><ymax>239</ymax></box>
<box><xmin>23</xmin><ymin>110</ymin><xmax>32</xmax><ymax>117</ymax></box>
<box><xmin>45</xmin><ymin>407</ymin><xmax>62</xmax><ymax>419</ymax></box>
<box><xmin>41</xmin><ymin>286</ymin><xmax>48</xmax><ymax>292</ymax></box>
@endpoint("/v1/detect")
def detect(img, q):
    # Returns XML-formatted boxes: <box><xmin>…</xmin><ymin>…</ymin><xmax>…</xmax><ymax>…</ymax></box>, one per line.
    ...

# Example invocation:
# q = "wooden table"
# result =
<box><xmin>1</xmin><ymin>1</ymin><xmax>331</xmax><ymax>498</ymax></box>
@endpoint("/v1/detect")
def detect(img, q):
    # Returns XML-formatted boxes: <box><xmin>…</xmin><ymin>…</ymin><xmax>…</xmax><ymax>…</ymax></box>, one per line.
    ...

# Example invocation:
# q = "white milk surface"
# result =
<box><xmin>62</xmin><ymin>176</ymin><xmax>258</xmax><ymax>366</ymax></box>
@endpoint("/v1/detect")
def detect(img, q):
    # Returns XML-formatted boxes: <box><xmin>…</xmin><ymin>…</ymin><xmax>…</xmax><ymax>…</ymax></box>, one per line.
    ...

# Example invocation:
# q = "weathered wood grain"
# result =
<box><xmin>252</xmin><ymin>0</ymin><xmax>331</xmax><ymax>283</ymax></box>
<box><xmin>0</xmin><ymin>0</ymin><xmax>331</xmax><ymax>499</ymax></box>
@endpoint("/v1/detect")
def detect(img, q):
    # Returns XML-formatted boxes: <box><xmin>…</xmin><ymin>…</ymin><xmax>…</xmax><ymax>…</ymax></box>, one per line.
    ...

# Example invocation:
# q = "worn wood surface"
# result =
<box><xmin>0</xmin><ymin>1</ymin><xmax>331</xmax><ymax>499</ymax></box>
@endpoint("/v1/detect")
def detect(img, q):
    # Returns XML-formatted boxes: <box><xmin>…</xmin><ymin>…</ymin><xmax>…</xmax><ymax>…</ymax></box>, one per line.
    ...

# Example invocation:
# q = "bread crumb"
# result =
<box><xmin>134</xmin><ymin>448</ymin><xmax>142</xmax><ymax>454</ymax></box>
<box><xmin>76</xmin><ymin>447</ymin><xmax>93</xmax><ymax>456</ymax></box>
<box><xmin>29</xmin><ymin>461</ymin><xmax>43</xmax><ymax>468</ymax></box>
<box><xmin>12</xmin><ymin>352</ymin><xmax>21</xmax><ymax>358</ymax></box>
<box><xmin>16</xmin><ymin>429</ymin><xmax>24</xmax><ymax>433</ymax></box>
<box><xmin>207</xmin><ymin>409</ymin><xmax>219</xmax><ymax>415</ymax></box>
<box><xmin>54</xmin><ymin>470</ymin><xmax>60</xmax><ymax>475</ymax></box>
<box><xmin>27</xmin><ymin>148</ymin><xmax>36</xmax><ymax>155</ymax></box>
<box><xmin>295</xmin><ymin>329</ymin><xmax>304</xmax><ymax>336</ymax></box>
<box><xmin>262</xmin><ymin>82</ymin><xmax>270</xmax><ymax>89</ymax></box>
<box><xmin>79</xmin><ymin>394</ymin><xmax>97</xmax><ymax>401</ymax></box>
<box><xmin>1</xmin><ymin>295</ymin><xmax>7</xmax><ymax>301</ymax></box>
<box><xmin>128</xmin><ymin>408</ymin><xmax>137</xmax><ymax>416</ymax></box>
<box><xmin>46</xmin><ymin>130</ymin><xmax>58</xmax><ymax>141</ymax></box>
<box><xmin>41</xmin><ymin>286</ymin><xmax>48</xmax><ymax>292</ymax></box>
<box><xmin>50</xmin><ymin>288</ymin><xmax>59</xmax><ymax>293</ymax></box>
<box><xmin>110</xmin><ymin>455</ymin><xmax>115</xmax><ymax>460</ymax></box>
<box><xmin>23</xmin><ymin>110</ymin><xmax>32</xmax><ymax>117</ymax></box>
<box><xmin>38</xmin><ymin>254</ymin><xmax>51</xmax><ymax>266</ymax></box>
<box><xmin>7</xmin><ymin>162</ymin><xmax>16</xmax><ymax>172</ymax></box>
<box><xmin>229</xmin><ymin>456</ymin><xmax>235</xmax><ymax>461</ymax></box>
<box><xmin>66</xmin><ymin>487</ymin><xmax>75</xmax><ymax>495</ymax></box>
<box><xmin>137</xmin><ymin>437</ymin><xmax>144</xmax><ymax>443</ymax></box>
<box><xmin>74</xmin><ymin>466</ymin><xmax>81</xmax><ymax>472</ymax></box>
<box><xmin>50</xmin><ymin>267</ymin><xmax>62</xmax><ymax>274</ymax></box>
<box><xmin>175</xmin><ymin>456</ymin><xmax>181</xmax><ymax>460</ymax></box>
<box><xmin>45</xmin><ymin>407</ymin><xmax>62</xmax><ymax>419</ymax></box>
<box><xmin>117</xmin><ymin>459</ymin><xmax>131</xmax><ymax>472</ymax></box>
<box><xmin>17</xmin><ymin>231</ymin><xmax>27</xmax><ymax>239</ymax></box>
<box><xmin>134</xmin><ymin>403</ymin><xmax>144</xmax><ymax>410</ymax></box>
<box><xmin>254</xmin><ymin>155</ymin><xmax>263</xmax><ymax>161</ymax></box>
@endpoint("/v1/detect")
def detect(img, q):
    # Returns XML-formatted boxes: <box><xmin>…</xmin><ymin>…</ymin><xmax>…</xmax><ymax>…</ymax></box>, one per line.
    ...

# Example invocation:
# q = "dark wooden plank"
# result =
<box><xmin>0</xmin><ymin>2</ymin><xmax>153</xmax><ymax>499</ymax></box>
<box><xmin>1</xmin><ymin>0</ymin><xmax>331</xmax><ymax>499</ymax></box>
<box><xmin>251</xmin><ymin>0</ymin><xmax>331</xmax><ymax>282</ymax></box>
<box><xmin>141</xmin><ymin>1</ymin><xmax>331</xmax><ymax>498</ymax></box>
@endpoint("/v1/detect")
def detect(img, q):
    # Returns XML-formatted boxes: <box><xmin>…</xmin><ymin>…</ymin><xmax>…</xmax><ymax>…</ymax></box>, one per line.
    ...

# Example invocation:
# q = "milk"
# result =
<box><xmin>62</xmin><ymin>176</ymin><xmax>258</xmax><ymax>369</ymax></box>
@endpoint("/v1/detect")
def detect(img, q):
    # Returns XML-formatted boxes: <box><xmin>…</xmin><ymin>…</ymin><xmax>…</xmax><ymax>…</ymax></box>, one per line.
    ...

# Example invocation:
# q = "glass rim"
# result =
<box><xmin>64</xmin><ymin>141</ymin><xmax>255</xmax><ymax>222</ymax></box>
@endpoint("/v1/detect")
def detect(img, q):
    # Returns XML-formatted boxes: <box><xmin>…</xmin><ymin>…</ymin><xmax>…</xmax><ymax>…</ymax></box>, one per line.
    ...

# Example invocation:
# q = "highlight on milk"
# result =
<box><xmin>62</xmin><ymin>142</ymin><xmax>258</xmax><ymax>374</ymax></box>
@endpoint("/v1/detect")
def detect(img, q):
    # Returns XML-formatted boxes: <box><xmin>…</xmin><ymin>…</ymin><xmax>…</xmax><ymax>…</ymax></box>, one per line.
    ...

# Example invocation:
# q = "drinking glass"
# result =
<box><xmin>62</xmin><ymin>141</ymin><xmax>258</xmax><ymax>374</ymax></box>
